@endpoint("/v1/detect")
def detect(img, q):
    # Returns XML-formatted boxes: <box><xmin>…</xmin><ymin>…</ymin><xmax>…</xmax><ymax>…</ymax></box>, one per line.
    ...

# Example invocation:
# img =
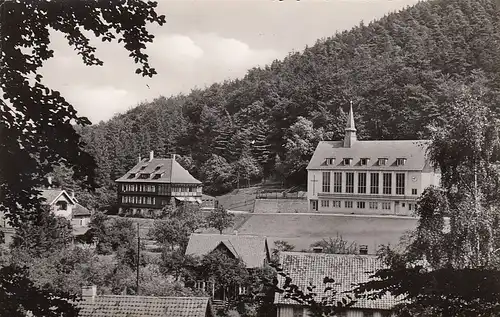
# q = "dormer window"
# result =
<box><xmin>326</xmin><ymin>158</ymin><xmax>335</xmax><ymax>165</ymax></box>
<box><xmin>152</xmin><ymin>173</ymin><xmax>163</xmax><ymax>179</ymax></box>
<box><xmin>127</xmin><ymin>173</ymin><xmax>136</xmax><ymax>179</ymax></box>
<box><xmin>139</xmin><ymin>173</ymin><xmax>150</xmax><ymax>179</ymax></box>
<box><xmin>396</xmin><ymin>158</ymin><xmax>407</xmax><ymax>166</ymax></box>
<box><xmin>343</xmin><ymin>158</ymin><xmax>352</xmax><ymax>166</ymax></box>
<box><xmin>360</xmin><ymin>158</ymin><xmax>369</xmax><ymax>166</ymax></box>
<box><xmin>378</xmin><ymin>158</ymin><xmax>388</xmax><ymax>166</ymax></box>
<box><xmin>155</xmin><ymin>164</ymin><xmax>163</xmax><ymax>170</ymax></box>
<box><xmin>140</xmin><ymin>165</ymin><xmax>147</xmax><ymax>170</ymax></box>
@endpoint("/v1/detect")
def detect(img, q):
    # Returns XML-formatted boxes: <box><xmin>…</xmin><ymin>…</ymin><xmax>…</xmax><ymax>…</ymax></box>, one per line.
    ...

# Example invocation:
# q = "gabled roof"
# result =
<box><xmin>307</xmin><ymin>140</ymin><xmax>432</xmax><ymax>171</ymax></box>
<box><xmin>39</xmin><ymin>189</ymin><xmax>77</xmax><ymax>206</ymax></box>
<box><xmin>274</xmin><ymin>252</ymin><xmax>400</xmax><ymax>310</ymax></box>
<box><xmin>115</xmin><ymin>158</ymin><xmax>201</xmax><ymax>184</ymax></box>
<box><xmin>185</xmin><ymin>233</ymin><xmax>269</xmax><ymax>268</ymax></box>
<box><xmin>77</xmin><ymin>295</ymin><xmax>214</xmax><ymax>317</ymax></box>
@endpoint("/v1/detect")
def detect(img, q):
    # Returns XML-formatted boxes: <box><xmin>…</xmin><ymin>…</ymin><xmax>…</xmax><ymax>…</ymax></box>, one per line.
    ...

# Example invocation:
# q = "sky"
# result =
<box><xmin>40</xmin><ymin>0</ymin><xmax>420</xmax><ymax>124</ymax></box>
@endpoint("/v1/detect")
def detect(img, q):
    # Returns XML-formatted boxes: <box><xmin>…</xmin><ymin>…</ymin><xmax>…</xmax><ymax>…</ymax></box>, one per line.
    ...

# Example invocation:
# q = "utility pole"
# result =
<box><xmin>136</xmin><ymin>222</ymin><xmax>140</xmax><ymax>295</ymax></box>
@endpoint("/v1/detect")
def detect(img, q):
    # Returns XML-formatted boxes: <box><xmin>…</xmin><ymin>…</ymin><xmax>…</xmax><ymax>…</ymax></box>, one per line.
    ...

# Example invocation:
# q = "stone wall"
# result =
<box><xmin>253</xmin><ymin>199</ymin><xmax>308</xmax><ymax>214</ymax></box>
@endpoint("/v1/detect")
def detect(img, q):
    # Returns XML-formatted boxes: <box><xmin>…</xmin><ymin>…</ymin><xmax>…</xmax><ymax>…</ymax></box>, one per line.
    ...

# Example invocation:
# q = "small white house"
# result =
<box><xmin>40</xmin><ymin>188</ymin><xmax>77</xmax><ymax>220</ymax></box>
<box><xmin>0</xmin><ymin>187</ymin><xmax>91</xmax><ymax>244</ymax></box>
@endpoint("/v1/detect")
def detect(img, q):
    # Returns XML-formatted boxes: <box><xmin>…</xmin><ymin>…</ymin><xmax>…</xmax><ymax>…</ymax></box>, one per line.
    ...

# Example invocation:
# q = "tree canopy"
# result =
<box><xmin>73</xmin><ymin>0</ymin><xmax>500</xmax><ymax>203</ymax></box>
<box><xmin>355</xmin><ymin>87</ymin><xmax>500</xmax><ymax>316</ymax></box>
<box><xmin>0</xmin><ymin>0</ymin><xmax>165</xmax><ymax>226</ymax></box>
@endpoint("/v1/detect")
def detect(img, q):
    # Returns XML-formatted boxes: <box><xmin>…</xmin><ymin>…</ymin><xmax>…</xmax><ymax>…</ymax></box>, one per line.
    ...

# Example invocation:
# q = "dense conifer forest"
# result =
<box><xmin>77</xmin><ymin>0</ymin><xmax>500</xmax><ymax>202</ymax></box>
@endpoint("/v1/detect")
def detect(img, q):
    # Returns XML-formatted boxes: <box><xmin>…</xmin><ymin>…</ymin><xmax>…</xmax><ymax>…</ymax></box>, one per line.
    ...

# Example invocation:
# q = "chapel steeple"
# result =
<box><xmin>343</xmin><ymin>101</ymin><xmax>357</xmax><ymax>148</ymax></box>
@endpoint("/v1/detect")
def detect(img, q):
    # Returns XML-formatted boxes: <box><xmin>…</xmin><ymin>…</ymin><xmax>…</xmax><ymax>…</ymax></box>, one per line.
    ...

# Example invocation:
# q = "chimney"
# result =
<box><xmin>312</xmin><ymin>246</ymin><xmax>323</xmax><ymax>253</ymax></box>
<box><xmin>234</xmin><ymin>230</ymin><xmax>238</xmax><ymax>235</ymax></box>
<box><xmin>47</xmin><ymin>176</ymin><xmax>52</xmax><ymax>189</ymax></box>
<box><xmin>82</xmin><ymin>285</ymin><xmax>97</xmax><ymax>302</ymax></box>
<box><xmin>359</xmin><ymin>245</ymin><xmax>368</xmax><ymax>255</ymax></box>
<box><xmin>172</xmin><ymin>153</ymin><xmax>176</xmax><ymax>161</ymax></box>
<box><xmin>138</xmin><ymin>154</ymin><xmax>142</xmax><ymax>163</ymax></box>
<box><xmin>149</xmin><ymin>150</ymin><xmax>154</xmax><ymax>162</ymax></box>
<box><xmin>71</xmin><ymin>191</ymin><xmax>75</xmax><ymax>200</ymax></box>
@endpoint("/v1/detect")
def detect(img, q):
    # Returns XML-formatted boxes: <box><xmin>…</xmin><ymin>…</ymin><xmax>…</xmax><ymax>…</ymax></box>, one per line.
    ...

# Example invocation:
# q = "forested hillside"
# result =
<box><xmin>78</xmin><ymin>0</ymin><xmax>500</xmax><ymax>203</ymax></box>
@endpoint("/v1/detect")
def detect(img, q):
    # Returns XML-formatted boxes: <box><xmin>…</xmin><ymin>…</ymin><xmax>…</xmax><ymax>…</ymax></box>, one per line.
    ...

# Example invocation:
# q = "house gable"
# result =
<box><xmin>185</xmin><ymin>233</ymin><xmax>269</xmax><ymax>268</ymax></box>
<box><xmin>212</xmin><ymin>241</ymin><xmax>238</xmax><ymax>260</ymax></box>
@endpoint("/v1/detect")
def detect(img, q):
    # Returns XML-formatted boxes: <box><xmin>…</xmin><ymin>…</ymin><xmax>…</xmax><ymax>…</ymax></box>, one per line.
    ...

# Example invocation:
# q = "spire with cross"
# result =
<box><xmin>343</xmin><ymin>101</ymin><xmax>357</xmax><ymax>148</ymax></box>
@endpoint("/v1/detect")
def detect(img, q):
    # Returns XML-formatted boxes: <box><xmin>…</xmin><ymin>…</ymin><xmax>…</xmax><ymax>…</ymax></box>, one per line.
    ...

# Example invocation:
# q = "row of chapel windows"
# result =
<box><xmin>320</xmin><ymin>200</ymin><xmax>416</xmax><ymax>211</ymax></box>
<box><xmin>121</xmin><ymin>196</ymin><xmax>156</xmax><ymax>205</ymax></box>
<box><xmin>321</xmin><ymin>172</ymin><xmax>416</xmax><ymax>195</ymax></box>
<box><xmin>325</xmin><ymin>157</ymin><xmax>407</xmax><ymax>166</ymax></box>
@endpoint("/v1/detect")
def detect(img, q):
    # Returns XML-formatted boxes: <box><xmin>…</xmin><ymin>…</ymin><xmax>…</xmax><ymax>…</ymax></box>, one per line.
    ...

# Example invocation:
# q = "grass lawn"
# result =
<box><xmin>235</xmin><ymin>213</ymin><xmax>418</xmax><ymax>253</ymax></box>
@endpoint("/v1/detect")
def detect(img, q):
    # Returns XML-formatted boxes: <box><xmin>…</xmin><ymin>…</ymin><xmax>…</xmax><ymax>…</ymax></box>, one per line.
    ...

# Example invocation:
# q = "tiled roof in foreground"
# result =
<box><xmin>274</xmin><ymin>252</ymin><xmax>401</xmax><ymax>310</ymax></box>
<box><xmin>77</xmin><ymin>295</ymin><xmax>213</xmax><ymax>317</ymax></box>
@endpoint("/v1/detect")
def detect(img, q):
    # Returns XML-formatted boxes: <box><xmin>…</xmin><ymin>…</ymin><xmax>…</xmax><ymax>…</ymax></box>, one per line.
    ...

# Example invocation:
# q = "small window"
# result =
<box><xmin>369</xmin><ymin>202</ymin><xmax>378</xmax><ymax>209</ymax></box>
<box><xmin>56</xmin><ymin>201</ymin><xmax>68</xmax><ymax>211</ymax></box>
<box><xmin>412</xmin><ymin>188</ymin><xmax>417</xmax><ymax>195</ymax></box>
<box><xmin>238</xmin><ymin>285</ymin><xmax>248</xmax><ymax>295</ymax></box>
<box><xmin>128</xmin><ymin>173</ymin><xmax>135</xmax><ymax>179</ymax></box>
<box><xmin>382</xmin><ymin>202</ymin><xmax>391</xmax><ymax>210</ymax></box>
<box><xmin>408</xmin><ymin>203</ymin><xmax>413</xmax><ymax>211</ymax></box>
<box><xmin>321</xmin><ymin>200</ymin><xmax>330</xmax><ymax>207</ymax></box>
<box><xmin>326</xmin><ymin>158</ymin><xmax>335</xmax><ymax>165</ymax></box>
<box><xmin>357</xmin><ymin>201</ymin><xmax>366</xmax><ymax>209</ymax></box>
<box><xmin>345</xmin><ymin>201</ymin><xmax>353</xmax><ymax>208</ymax></box>
<box><xmin>332</xmin><ymin>201</ymin><xmax>341</xmax><ymax>208</ymax></box>
<box><xmin>396</xmin><ymin>158</ymin><xmax>407</xmax><ymax>166</ymax></box>
<box><xmin>378</xmin><ymin>158</ymin><xmax>388</xmax><ymax>166</ymax></box>
<box><xmin>360</xmin><ymin>158</ymin><xmax>369</xmax><ymax>166</ymax></box>
<box><xmin>293</xmin><ymin>307</ymin><xmax>303</xmax><ymax>317</ymax></box>
<box><xmin>343</xmin><ymin>158</ymin><xmax>352</xmax><ymax>166</ymax></box>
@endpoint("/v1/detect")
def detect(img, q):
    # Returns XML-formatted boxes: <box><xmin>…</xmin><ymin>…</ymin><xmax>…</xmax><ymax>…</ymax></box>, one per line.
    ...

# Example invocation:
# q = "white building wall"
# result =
<box><xmin>308</xmin><ymin>168</ymin><xmax>427</xmax><ymax>215</ymax></box>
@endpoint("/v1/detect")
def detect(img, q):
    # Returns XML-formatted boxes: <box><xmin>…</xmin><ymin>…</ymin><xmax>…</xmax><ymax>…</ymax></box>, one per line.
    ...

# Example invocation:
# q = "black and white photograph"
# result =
<box><xmin>1</xmin><ymin>0</ymin><xmax>500</xmax><ymax>316</ymax></box>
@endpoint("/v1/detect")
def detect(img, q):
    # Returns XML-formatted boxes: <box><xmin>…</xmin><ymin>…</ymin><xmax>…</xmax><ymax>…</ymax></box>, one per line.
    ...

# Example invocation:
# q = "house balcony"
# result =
<box><xmin>171</xmin><ymin>191</ymin><xmax>202</xmax><ymax>197</ymax></box>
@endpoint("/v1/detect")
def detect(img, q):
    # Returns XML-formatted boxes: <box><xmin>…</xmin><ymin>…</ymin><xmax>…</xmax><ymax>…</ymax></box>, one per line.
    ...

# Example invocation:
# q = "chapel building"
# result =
<box><xmin>306</xmin><ymin>104</ymin><xmax>440</xmax><ymax>216</ymax></box>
